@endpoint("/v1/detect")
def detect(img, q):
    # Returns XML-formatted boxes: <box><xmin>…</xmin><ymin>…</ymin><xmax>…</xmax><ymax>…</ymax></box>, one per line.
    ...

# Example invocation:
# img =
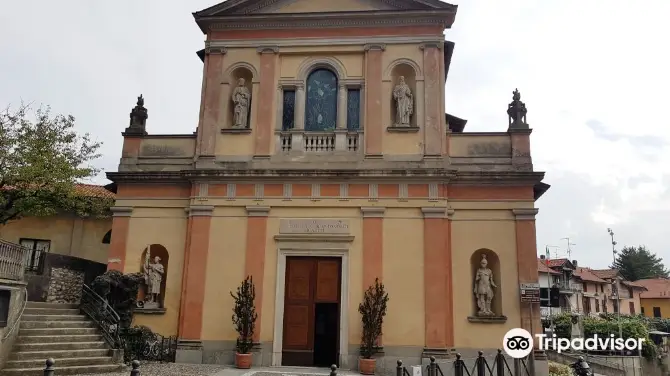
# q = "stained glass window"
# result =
<box><xmin>305</xmin><ymin>69</ymin><xmax>338</xmax><ymax>132</ymax></box>
<box><xmin>346</xmin><ymin>89</ymin><xmax>361</xmax><ymax>130</ymax></box>
<box><xmin>282</xmin><ymin>90</ymin><xmax>295</xmax><ymax>131</ymax></box>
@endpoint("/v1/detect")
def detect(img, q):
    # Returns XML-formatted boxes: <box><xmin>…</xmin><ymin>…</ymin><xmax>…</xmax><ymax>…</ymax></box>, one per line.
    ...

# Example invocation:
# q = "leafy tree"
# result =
<box><xmin>611</xmin><ymin>246</ymin><xmax>669</xmax><ymax>281</ymax></box>
<box><xmin>0</xmin><ymin>103</ymin><xmax>110</xmax><ymax>225</ymax></box>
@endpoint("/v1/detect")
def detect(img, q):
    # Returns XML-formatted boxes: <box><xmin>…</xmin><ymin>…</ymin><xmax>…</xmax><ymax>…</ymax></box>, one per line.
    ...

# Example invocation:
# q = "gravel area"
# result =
<box><xmin>69</xmin><ymin>362</ymin><xmax>228</xmax><ymax>376</ymax></box>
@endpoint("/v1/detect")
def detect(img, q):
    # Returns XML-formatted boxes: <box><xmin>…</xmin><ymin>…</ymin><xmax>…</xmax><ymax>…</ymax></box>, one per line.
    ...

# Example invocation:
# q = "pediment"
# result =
<box><xmin>194</xmin><ymin>0</ymin><xmax>455</xmax><ymax>16</ymax></box>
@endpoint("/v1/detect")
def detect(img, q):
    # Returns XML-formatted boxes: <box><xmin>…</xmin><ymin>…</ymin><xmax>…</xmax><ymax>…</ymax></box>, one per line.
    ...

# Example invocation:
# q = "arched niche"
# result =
<box><xmin>137</xmin><ymin>244</ymin><xmax>169</xmax><ymax>311</ymax></box>
<box><xmin>470</xmin><ymin>248</ymin><xmax>503</xmax><ymax>317</ymax></box>
<box><xmin>225</xmin><ymin>63</ymin><xmax>257</xmax><ymax>129</ymax></box>
<box><xmin>305</xmin><ymin>68</ymin><xmax>339</xmax><ymax>131</ymax></box>
<box><xmin>102</xmin><ymin>230</ymin><xmax>111</xmax><ymax>244</ymax></box>
<box><xmin>389</xmin><ymin>62</ymin><xmax>419</xmax><ymax>128</ymax></box>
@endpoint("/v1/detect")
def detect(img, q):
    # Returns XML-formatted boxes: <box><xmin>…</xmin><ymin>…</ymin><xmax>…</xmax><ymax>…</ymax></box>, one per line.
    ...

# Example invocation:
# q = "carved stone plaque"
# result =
<box><xmin>280</xmin><ymin>219</ymin><xmax>350</xmax><ymax>234</ymax></box>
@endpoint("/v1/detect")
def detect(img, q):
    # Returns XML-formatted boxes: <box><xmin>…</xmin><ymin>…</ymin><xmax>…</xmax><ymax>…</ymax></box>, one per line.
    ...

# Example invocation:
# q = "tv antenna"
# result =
<box><xmin>560</xmin><ymin>237</ymin><xmax>576</xmax><ymax>259</ymax></box>
<box><xmin>546</xmin><ymin>245</ymin><xmax>560</xmax><ymax>259</ymax></box>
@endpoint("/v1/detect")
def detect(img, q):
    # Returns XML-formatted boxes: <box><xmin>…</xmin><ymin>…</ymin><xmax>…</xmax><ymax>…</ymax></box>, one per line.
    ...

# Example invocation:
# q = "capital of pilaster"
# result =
<box><xmin>419</xmin><ymin>42</ymin><xmax>444</xmax><ymax>50</ymax></box>
<box><xmin>205</xmin><ymin>47</ymin><xmax>227</xmax><ymax>55</ymax></box>
<box><xmin>364</xmin><ymin>43</ymin><xmax>386</xmax><ymax>52</ymax></box>
<box><xmin>257</xmin><ymin>45</ymin><xmax>279</xmax><ymax>54</ymax></box>
<box><xmin>361</xmin><ymin>207</ymin><xmax>385</xmax><ymax>218</ymax></box>
<box><xmin>512</xmin><ymin>208</ymin><xmax>539</xmax><ymax>220</ymax></box>
<box><xmin>246</xmin><ymin>205</ymin><xmax>271</xmax><ymax>217</ymax></box>
<box><xmin>111</xmin><ymin>207</ymin><xmax>133</xmax><ymax>217</ymax></box>
<box><xmin>187</xmin><ymin>205</ymin><xmax>215</xmax><ymax>217</ymax></box>
<box><xmin>421</xmin><ymin>207</ymin><xmax>447</xmax><ymax>219</ymax></box>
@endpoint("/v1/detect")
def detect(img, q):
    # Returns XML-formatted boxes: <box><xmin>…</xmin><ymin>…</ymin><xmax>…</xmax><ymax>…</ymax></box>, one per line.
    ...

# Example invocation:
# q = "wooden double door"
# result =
<box><xmin>282</xmin><ymin>257</ymin><xmax>341</xmax><ymax>367</ymax></box>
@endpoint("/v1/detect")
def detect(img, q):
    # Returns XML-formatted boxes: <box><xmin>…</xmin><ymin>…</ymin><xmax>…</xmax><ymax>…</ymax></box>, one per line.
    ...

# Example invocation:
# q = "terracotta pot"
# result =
<box><xmin>235</xmin><ymin>352</ymin><xmax>252</xmax><ymax>369</ymax></box>
<box><xmin>359</xmin><ymin>357</ymin><xmax>376</xmax><ymax>375</ymax></box>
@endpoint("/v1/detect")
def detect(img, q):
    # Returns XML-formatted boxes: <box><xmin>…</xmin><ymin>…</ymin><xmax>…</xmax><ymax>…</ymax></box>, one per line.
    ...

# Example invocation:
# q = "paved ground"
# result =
<box><xmin>66</xmin><ymin>363</ymin><xmax>355</xmax><ymax>376</ymax></box>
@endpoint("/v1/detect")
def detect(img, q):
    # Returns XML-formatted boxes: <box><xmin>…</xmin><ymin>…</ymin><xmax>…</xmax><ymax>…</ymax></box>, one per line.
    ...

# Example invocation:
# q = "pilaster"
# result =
<box><xmin>364</xmin><ymin>44</ymin><xmax>385</xmax><ymax>157</ymax></box>
<box><xmin>245</xmin><ymin>205</ymin><xmax>270</xmax><ymax>342</ymax></box>
<box><xmin>255</xmin><ymin>46</ymin><xmax>279</xmax><ymax>158</ymax></box>
<box><xmin>512</xmin><ymin>208</ymin><xmax>542</xmax><ymax>347</ymax></box>
<box><xmin>198</xmin><ymin>48</ymin><xmax>226</xmax><ymax>158</ymax></box>
<box><xmin>178</xmin><ymin>205</ymin><xmax>214</xmax><ymax>350</ymax></box>
<box><xmin>107</xmin><ymin>207</ymin><xmax>133</xmax><ymax>272</ymax></box>
<box><xmin>421</xmin><ymin>207</ymin><xmax>454</xmax><ymax>357</ymax></box>
<box><xmin>420</xmin><ymin>42</ymin><xmax>445</xmax><ymax>157</ymax></box>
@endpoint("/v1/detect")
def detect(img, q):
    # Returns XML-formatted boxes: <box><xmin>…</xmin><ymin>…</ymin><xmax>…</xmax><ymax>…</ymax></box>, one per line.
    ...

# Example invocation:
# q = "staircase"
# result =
<box><xmin>1</xmin><ymin>302</ymin><xmax>124</xmax><ymax>376</ymax></box>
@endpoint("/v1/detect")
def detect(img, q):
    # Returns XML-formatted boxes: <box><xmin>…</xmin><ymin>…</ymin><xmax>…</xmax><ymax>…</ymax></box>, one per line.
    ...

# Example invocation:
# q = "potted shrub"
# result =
<box><xmin>231</xmin><ymin>276</ymin><xmax>257</xmax><ymax>369</ymax></box>
<box><xmin>358</xmin><ymin>278</ymin><xmax>389</xmax><ymax>375</ymax></box>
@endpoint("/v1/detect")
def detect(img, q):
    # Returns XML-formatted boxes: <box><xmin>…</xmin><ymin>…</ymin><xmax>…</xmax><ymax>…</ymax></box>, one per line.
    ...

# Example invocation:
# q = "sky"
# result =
<box><xmin>1</xmin><ymin>1</ymin><xmax>669</xmax><ymax>270</ymax></box>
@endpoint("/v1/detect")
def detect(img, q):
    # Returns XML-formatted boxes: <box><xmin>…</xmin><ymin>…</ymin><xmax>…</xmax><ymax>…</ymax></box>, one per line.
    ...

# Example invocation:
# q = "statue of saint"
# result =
<box><xmin>232</xmin><ymin>78</ymin><xmax>251</xmax><ymax>128</ymax></box>
<box><xmin>143</xmin><ymin>254</ymin><xmax>164</xmax><ymax>308</ymax></box>
<box><xmin>474</xmin><ymin>254</ymin><xmax>497</xmax><ymax>316</ymax></box>
<box><xmin>392</xmin><ymin>76</ymin><xmax>413</xmax><ymax>126</ymax></box>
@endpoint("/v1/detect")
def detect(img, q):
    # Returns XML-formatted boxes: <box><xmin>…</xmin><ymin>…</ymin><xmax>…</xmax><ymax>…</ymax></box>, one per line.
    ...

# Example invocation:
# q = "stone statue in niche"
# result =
<box><xmin>232</xmin><ymin>78</ymin><xmax>251</xmax><ymax>128</ymax></box>
<box><xmin>474</xmin><ymin>254</ymin><xmax>497</xmax><ymax>316</ymax></box>
<box><xmin>140</xmin><ymin>249</ymin><xmax>164</xmax><ymax>309</ymax></box>
<box><xmin>393</xmin><ymin>76</ymin><xmax>413</xmax><ymax>126</ymax></box>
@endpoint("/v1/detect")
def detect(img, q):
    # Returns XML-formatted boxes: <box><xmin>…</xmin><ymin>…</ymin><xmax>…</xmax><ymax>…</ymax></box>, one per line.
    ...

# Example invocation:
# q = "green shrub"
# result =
<box><xmin>548</xmin><ymin>361</ymin><xmax>571</xmax><ymax>376</ymax></box>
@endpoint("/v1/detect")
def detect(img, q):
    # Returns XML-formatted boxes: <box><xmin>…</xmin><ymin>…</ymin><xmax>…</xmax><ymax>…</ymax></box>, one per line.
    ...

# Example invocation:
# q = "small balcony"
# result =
<box><xmin>555</xmin><ymin>281</ymin><xmax>582</xmax><ymax>294</ymax></box>
<box><xmin>277</xmin><ymin>130</ymin><xmax>362</xmax><ymax>153</ymax></box>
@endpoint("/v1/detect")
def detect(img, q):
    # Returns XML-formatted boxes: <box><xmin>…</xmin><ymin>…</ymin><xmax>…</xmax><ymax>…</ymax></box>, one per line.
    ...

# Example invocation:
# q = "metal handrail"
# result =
<box><xmin>79</xmin><ymin>284</ymin><xmax>121</xmax><ymax>348</ymax></box>
<box><xmin>2</xmin><ymin>286</ymin><xmax>28</xmax><ymax>341</ymax></box>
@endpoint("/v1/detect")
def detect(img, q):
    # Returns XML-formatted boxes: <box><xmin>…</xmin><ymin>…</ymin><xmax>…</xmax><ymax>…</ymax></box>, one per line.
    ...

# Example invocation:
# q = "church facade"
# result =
<box><xmin>106</xmin><ymin>0</ymin><xmax>549</xmax><ymax>371</ymax></box>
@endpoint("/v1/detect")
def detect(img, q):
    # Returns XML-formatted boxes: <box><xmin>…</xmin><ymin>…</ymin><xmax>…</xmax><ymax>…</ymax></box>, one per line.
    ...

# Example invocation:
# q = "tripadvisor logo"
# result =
<box><xmin>503</xmin><ymin>328</ymin><xmax>645</xmax><ymax>358</ymax></box>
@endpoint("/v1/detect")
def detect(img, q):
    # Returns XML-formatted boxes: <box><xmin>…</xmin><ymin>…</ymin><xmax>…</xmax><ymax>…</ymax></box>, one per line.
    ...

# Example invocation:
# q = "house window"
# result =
<box><xmin>614</xmin><ymin>300</ymin><xmax>619</xmax><ymax>313</ymax></box>
<box><xmin>595</xmin><ymin>300</ymin><xmax>600</xmax><ymax>313</ymax></box>
<box><xmin>282</xmin><ymin>90</ymin><xmax>296</xmax><ymax>131</ymax></box>
<box><xmin>583</xmin><ymin>297</ymin><xmax>591</xmax><ymax>314</ymax></box>
<box><xmin>641</xmin><ymin>306</ymin><xmax>645</xmax><ymax>316</ymax></box>
<box><xmin>629</xmin><ymin>302</ymin><xmax>635</xmax><ymax>315</ymax></box>
<box><xmin>305</xmin><ymin>69</ymin><xmax>338</xmax><ymax>131</ymax></box>
<box><xmin>346</xmin><ymin>89</ymin><xmax>361</xmax><ymax>130</ymax></box>
<box><xmin>583</xmin><ymin>283</ymin><xmax>587</xmax><ymax>292</ymax></box>
<box><xmin>102</xmin><ymin>230</ymin><xmax>112</xmax><ymax>244</ymax></box>
<box><xmin>653</xmin><ymin>307</ymin><xmax>662</xmax><ymax>318</ymax></box>
<box><xmin>601</xmin><ymin>285</ymin><xmax>604</xmax><ymax>293</ymax></box>
<box><xmin>19</xmin><ymin>238</ymin><xmax>51</xmax><ymax>272</ymax></box>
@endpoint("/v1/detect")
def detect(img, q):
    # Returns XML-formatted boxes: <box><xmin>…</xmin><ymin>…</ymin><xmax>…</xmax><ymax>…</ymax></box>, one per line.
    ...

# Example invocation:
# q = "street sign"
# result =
<box><xmin>520</xmin><ymin>282</ymin><xmax>541</xmax><ymax>303</ymax></box>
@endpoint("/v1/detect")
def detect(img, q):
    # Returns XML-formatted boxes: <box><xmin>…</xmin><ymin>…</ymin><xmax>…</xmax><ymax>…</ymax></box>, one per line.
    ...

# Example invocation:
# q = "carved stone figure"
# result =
<box><xmin>142</xmin><ymin>252</ymin><xmax>164</xmax><ymax>309</ymax></box>
<box><xmin>474</xmin><ymin>254</ymin><xmax>497</xmax><ymax>316</ymax></box>
<box><xmin>507</xmin><ymin>88</ymin><xmax>528</xmax><ymax>129</ymax></box>
<box><xmin>393</xmin><ymin>76</ymin><xmax>413</xmax><ymax>126</ymax></box>
<box><xmin>232</xmin><ymin>78</ymin><xmax>251</xmax><ymax>128</ymax></box>
<box><xmin>125</xmin><ymin>94</ymin><xmax>148</xmax><ymax>135</ymax></box>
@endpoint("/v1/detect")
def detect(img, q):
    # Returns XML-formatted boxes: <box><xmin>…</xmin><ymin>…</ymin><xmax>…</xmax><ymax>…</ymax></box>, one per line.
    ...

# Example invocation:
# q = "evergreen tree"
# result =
<box><xmin>611</xmin><ymin>245</ymin><xmax>669</xmax><ymax>281</ymax></box>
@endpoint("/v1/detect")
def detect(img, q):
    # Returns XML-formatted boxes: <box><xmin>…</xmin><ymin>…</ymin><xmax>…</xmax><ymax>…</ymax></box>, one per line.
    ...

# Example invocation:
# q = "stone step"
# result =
<box><xmin>25</xmin><ymin>302</ymin><xmax>79</xmax><ymax>309</ymax></box>
<box><xmin>0</xmin><ymin>363</ymin><xmax>124</xmax><ymax>376</ymax></box>
<box><xmin>5</xmin><ymin>356</ymin><xmax>114</xmax><ymax>369</ymax></box>
<box><xmin>14</xmin><ymin>341</ymin><xmax>108</xmax><ymax>352</ymax></box>
<box><xmin>22</xmin><ymin>314</ymin><xmax>87</xmax><ymax>322</ymax></box>
<box><xmin>23</xmin><ymin>307</ymin><xmax>80</xmax><ymax>315</ymax></box>
<box><xmin>10</xmin><ymin>348</ymin><xmax>110</xmax><ymax>360</ymax></box>
<box><xmin>18</xmin><ymin>327</ymin><xmax>100</xmax><ymax>337</ymax></box>
<box><xmin>20</xmin><ymin>320</ymin><xmax>95</xmax><ymax>329</ymax></box>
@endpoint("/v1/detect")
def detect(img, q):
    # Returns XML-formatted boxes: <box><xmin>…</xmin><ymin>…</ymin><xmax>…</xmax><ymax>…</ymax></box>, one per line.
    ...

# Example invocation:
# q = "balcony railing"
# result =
<box><xmin>277</xmin><ymin>130</ymin><xmax>362</xmax><ymax>153</ymax></box>
<box><xmin>0</xmin><ymin>240</ymin><xmax>29</xmax><ymax>281</ymax></box>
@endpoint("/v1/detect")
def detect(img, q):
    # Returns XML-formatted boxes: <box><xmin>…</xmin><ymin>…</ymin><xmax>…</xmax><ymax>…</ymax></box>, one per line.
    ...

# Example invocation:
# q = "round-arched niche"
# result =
<box><xmin>226</xmin><ymin>66</ymin><xmax>255</xmax><ymax>129</ymax></box>
<box><xmin>470</xmin><ymin>248</ymin><xmax>503</xmax><ymax>317</ymax></box>
<box><xmin>137</xmin><ymin>244</ymin><xmax>169</xmax><ymax>311</ymax></box>
<box><xmin>389</xmin><ymin>63</ymin><xmax>418</xmax><ymax>128</ymax></box>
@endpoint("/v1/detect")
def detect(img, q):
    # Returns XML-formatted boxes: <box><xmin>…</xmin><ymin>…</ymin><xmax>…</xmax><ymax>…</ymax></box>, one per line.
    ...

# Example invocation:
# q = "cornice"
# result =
<box><xmin>449</xmin><ymin>171</ymin><xmax>546</xmax><ymax>186</ymax></box>
<box><xmin>419</xmin><ymin>41</ymin><xmax>444</xmax><ymax>50</ymax></box>
<box><xmin>208</xmin><ymin>36</ymin><xmax>445</xmax><ymax>49</ymax></box>
<box><xmin>199</xmin><ymin>11</ymin><xmax>452</xmax><ymax>31</ymax></box>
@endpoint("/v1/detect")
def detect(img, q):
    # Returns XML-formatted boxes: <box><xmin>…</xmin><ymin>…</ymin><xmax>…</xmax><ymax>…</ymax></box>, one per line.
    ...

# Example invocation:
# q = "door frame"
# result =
<box><xmin>272</xmin><ymin>247</ymin><xmax>349</xmax><ymax>368</ymax></box>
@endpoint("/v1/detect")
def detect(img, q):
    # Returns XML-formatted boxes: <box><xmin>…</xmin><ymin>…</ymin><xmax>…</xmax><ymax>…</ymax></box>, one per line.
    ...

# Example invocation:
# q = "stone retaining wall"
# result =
<box><xmin>46</xmin><ymin>267</ymin><xmax>85</xmax><ymax>304</ymax></box>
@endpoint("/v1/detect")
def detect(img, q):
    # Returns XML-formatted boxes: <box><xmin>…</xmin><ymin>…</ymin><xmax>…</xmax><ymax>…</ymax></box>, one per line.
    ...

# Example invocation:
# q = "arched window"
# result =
<box><xmin>305</xmin><ymin>69</ymin><xmax>338</xmax><ymax>131</ymax></box>
<box><xmin>102</xmin><ymin>230</ymin><xmax>112</xmax><ymax>244</ymax></box>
